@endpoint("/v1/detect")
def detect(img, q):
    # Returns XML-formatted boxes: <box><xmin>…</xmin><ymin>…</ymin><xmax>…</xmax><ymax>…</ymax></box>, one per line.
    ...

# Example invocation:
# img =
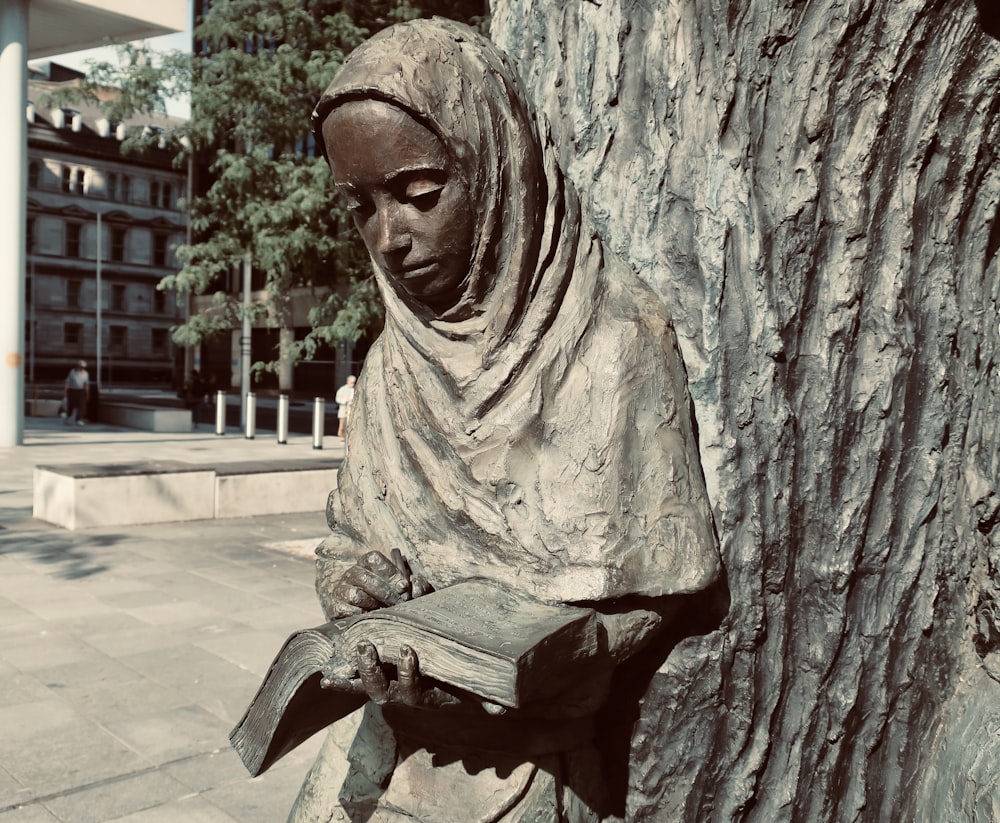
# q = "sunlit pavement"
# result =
<box><xmin>0</xmin><ymin>418</ymin><xmax>343</xmax><ymax>822</ymax></box>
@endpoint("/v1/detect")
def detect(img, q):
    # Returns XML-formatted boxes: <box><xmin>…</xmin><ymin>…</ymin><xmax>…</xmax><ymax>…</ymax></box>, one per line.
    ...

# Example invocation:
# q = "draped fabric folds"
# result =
<box><xmin>310</xmin><ymin>18</ymin><xmax>720</xmax><ymax>611</ymax></box>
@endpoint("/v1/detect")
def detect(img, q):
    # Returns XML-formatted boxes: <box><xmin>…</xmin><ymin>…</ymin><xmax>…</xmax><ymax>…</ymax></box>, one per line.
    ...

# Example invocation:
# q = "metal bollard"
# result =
<box><xmin>215</xmin><ymin>390</ymin><xmax>226</xmax><ymax>435</ymax></box>
<box><xmin>277</xmin><ymin>394</ymin><xmax>289</xmax><ymax>445</ymax></box>
<box><xmin>245</xmin><ymin>392</ymin><xmax>256</xmax><ymax>439</ymax></box>
<box><xmin>312</xmin><ymin>397</ymin><xmax>325</xmax><ymax>449</ymax></box>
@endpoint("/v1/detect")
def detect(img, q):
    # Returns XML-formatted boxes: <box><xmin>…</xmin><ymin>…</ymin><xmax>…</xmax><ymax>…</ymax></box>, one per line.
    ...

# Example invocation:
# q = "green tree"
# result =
<box><xmin>54</xmin><ymin>0</ymin><xmax>488</xmax><ymax>374</ymax></box>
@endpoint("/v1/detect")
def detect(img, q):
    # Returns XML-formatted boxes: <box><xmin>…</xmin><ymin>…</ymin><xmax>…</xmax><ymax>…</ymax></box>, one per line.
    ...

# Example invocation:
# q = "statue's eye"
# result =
<box><xmin>343</xmin><ymin>194</ymin><xmax>373</xmax><ymax>219</ymax></box>
<box><xmin>399</xmin><ymin>171</ymin><xmax>446</xmax><ymax>209</ymax></box>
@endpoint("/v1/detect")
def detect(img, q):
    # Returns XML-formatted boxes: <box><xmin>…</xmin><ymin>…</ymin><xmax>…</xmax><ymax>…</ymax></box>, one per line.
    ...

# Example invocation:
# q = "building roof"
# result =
<box><xmin>27</xmin><ymin>0</ymin><xmax>186</xmax><ymax>60</ymax></box>
<box><xmin>27</xmin><ymin>63</ymin><xmax>186</xmax><ymax>171</ymax></box>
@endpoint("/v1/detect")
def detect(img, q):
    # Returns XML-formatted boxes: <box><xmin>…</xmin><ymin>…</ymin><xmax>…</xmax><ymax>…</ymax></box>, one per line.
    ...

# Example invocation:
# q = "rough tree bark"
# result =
<box><xmin>491</xmin><ymin>1</ymin><xmax>1000</xmax><ymax>820</ymax></box>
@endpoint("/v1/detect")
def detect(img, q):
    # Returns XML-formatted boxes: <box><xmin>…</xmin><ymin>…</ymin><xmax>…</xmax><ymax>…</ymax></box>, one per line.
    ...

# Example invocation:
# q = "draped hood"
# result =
<box><xmin>312</xmin><ymin>18</ymin><xmax>720</xmax><ymax>607</ymax></box>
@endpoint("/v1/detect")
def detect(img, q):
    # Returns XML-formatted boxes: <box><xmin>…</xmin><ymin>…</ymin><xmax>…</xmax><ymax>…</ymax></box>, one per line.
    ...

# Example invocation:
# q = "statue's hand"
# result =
<box><xmin>324</xmin><ymin>548</ymin><xmax>432</xmax><ymax>619</ymax></box>
<box><xmin>354</xmin><ymin>641</ymin><xmax>473</xmax><ymax>710</ymax></box>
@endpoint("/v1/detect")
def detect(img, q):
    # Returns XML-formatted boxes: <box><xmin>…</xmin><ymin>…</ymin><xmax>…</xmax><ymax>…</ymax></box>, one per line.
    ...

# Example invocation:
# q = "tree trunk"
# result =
<box><xmin>490</xmin><ymin>1</ymin><xmax>1000</xmax><ymax>819</ymax></box>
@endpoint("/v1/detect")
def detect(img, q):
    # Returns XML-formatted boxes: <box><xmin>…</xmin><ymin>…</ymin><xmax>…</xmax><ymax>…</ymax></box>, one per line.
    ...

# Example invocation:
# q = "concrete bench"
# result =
<box><xmin>213</xmin><ymin>460</ymin><xmax>341</xmax><ymax>518</ymax></box>
<box><xmin>98</xmin><ymin>402</ymin><xmax>192</xmax><ymax>433</ymax></box>
<box><xmin>25</xmin><ymin>398</ymin><xmax>62</xmax><ymax>417</ymax></box>
<box><xmin>33</xmin><ymin>458</ymin><xmax>341</xmax><ymax>530</ymax></box>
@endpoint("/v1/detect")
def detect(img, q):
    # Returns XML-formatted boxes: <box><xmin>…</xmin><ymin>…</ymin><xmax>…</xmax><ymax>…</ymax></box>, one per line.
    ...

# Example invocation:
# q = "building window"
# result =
<box><xmin>62</xmin><ymin>167</ymin><xmax>84</xmax><ymax>194</ymax></box>
<box><xmin>151</xmin><ymin>328</ymin><xmax>168</xmax><ymax>355</ymax></box>
<box><xmin>153</xmin><ymin>289</ymin><xmax>166</xmax><ymax>314</ymax></box>
<box><xmin>110</xmin><ymin>325</ymin><xmax>127</xmax><ymax>355</ymax></box>
<box><xmin>66</xmin><ymin>280</ymin><xmax>81</xmax><ymax>308</ymax></box>
<box><xmin>28</xmin><ymin>161</ymin><xmax>39</xmax><ymax>189</ymax></box>
<box><xmin>162</xmin><ymin>183</ymin><xmax>172</xmax><ymax>209</ymax></box>
<box><xmin>64</xmin><ymin>323</ymin><xmax>82</xmax><ymax>346</ymax></box>
<box><xmin>152</xmin><ymin>233</ymin><xmax>168</xmax><ymax>266</ymax></box>
<box><xmin>108</xmin><ymin>172</ymin><xmax>119</xmax><ymax>200</ymax></box>
<box><xmin>26</xmin><ymin>218</ymin><xmax>35</xmax><ymax>253</ymax></box>
<box><xmin>111</xmin><ymin>284</ymin><xmax>126</xmax><ymax>312</ymax></box>
<box><xmin>65</xmin><ymin>223</ymin><xmax>81</xmax><ymax>257</ymax></box>
<box><xmin>150</xmin><ymin>181</ymin><xmax>159</xmax><ymax>206</ymax></box>
<box><xmin>121</xmin><ymin>175</ymin><xmax>131</xmax><ymax>203</ymax></box>
<box><xmin>110</xmin><ymin>227</ymin><xmax>126</xmax><ymax>262</ymax></box>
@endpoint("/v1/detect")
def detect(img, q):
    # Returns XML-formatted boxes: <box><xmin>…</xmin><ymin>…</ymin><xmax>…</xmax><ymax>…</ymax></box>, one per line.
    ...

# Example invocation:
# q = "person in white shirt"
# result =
<box><xmin>335</xmin><ymin>375</ymin><xmax>356</xmax><ymax>437</ymax></box>
<box><xmin>63</xmin><ymin>360</ymin><xmax>90</xmax><ymax>426</ymax></box>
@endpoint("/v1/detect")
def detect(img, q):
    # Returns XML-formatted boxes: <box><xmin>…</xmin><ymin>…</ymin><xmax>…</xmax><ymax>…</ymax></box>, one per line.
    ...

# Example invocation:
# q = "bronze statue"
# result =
<box><xmin>290</xmin><ymin>18</ymin><xmax>722</xmax><ymax>822</ymax></box>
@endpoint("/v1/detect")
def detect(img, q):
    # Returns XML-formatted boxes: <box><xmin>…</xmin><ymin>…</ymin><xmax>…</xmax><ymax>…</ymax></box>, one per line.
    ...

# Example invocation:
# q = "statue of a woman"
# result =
<box><xmin>291</xmin><ymin>18</ymin><xmax>722</xmax><ymax>822</ymax></box>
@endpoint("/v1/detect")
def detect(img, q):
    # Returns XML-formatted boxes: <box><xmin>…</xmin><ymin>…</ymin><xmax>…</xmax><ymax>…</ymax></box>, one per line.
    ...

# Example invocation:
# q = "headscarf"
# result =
<box><xmin>312</xmin><ymin>19</ymin><xmax>720</xmax><ymax>606</ymax></box>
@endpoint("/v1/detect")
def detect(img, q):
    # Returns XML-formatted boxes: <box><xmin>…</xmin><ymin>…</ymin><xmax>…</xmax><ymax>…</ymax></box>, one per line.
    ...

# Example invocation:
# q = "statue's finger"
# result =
<box><xmin>332</xmin><ymin>580</ymin><xmax>381</xmax><ymax>611</ymax></box>
<box><xmin>396</xmin><ymin>644</ymin><xmax>421</xmax><ymax>706</ymax></box>
<box><xmin>324</xmin><ymin>596</ymin><xmax>363</xmax><ymax>619</ymax></box>
<box><xmin>357</xmin><ymin>552</ymin><xmax>411</xmax><ymax>595</ymax></box>
<box><xmin>357</xmin><ymin>641</ymin><xmax>389</xmax><ymax>703</ymax></box>
<box><xmin>319</xmin><ymin>673</ymin><xmax>365</xmax><ymax>694</ymax></box>
<box><xmin>389</xmin><ymin>548</ymin><xmax>411</xmax><ymax>577</ymax></box>
<box><xmin>342</xmin><ymin>566</ymin><xmax>407</xmax><ymax>605</ymax></box>
<box><xmin>410</xmin><ymin>573</ymin><xmax>434</xmax><ymax>599</ymax></box>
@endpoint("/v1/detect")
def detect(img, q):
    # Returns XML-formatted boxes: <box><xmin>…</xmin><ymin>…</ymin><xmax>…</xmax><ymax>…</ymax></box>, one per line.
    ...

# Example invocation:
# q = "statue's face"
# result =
<box><xmin>323</xmin><ymin>100</ymin><xmax>474</xmax><ymax>310</ymax></box>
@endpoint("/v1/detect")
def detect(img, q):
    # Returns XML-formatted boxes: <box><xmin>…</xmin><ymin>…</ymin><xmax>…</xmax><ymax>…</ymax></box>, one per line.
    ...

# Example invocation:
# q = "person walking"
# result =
<box><xmin>335</xmin><ymin>375</ymin><xmax>356</xmax><ymax>438</ymax></box>
<box><xmin>183</xmin><ymin>369</ymin><xmax>207</xmax><ymax>429</ymax></box>
<box><xmin>63</xmin><ymin>360</ymin><xmax>90</xmax><ymax>426</ymax></box>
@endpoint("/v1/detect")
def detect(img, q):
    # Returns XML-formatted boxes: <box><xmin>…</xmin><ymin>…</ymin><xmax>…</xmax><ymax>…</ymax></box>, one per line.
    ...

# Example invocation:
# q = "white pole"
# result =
<box><xmin>245</xmin><ymin>391</ymin><xmax>256</xmax><ymax>439</ymax></box>
<box><xmin>241</xmin><ymin>252</ymin><xmax>251</xmax><ymax>427</ymax></box>
<box><xmin>0</xmin><ymin>0</ymin><xmax>28</xmax><ymax>446</ymax></box>
<box><xmin>277</xmin><ymin>394</ymin><xmax>289</xmax><ymax>445</ymax></box>
<box><xmin>215</xmin><ymin>389</ymin><xmax>226</xmax><ymax>435</ymax></box>
<box><xmin>312</xmin><ymin>397</ymin><xmax>324</xmax><ymax>449</ymax></box>
<box><xmin>28</xmin><ymin>251</ymin><xmax>35</xmax><ymax>386</ymax></box>
<box><xmin>96</xmin><ymin>211</ymin><xmax>102</xmax><ymax>389</ymax></box>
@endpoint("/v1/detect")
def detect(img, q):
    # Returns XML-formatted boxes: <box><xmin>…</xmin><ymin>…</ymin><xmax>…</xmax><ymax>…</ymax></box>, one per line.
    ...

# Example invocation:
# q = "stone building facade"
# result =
<box><xmin>26</xmin><ymin>62</ymin><xmax>186</xmax><ymax>388</ymax></box>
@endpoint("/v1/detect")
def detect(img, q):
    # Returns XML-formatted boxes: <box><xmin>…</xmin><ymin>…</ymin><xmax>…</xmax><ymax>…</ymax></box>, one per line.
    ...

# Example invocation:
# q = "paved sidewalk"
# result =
<box><xmin>0</xmin><ymin>419</ymin><xmax>345</xmax><ymax>822</ymax></box>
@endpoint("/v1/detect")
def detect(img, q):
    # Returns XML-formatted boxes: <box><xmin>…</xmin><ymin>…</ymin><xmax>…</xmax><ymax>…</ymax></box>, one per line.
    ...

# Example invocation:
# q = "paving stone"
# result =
<box><xmin>180</xmin><ymin>682</ymin><xmax>266</xmax><ymax>728</ymax></box>
<box><xmin>0</xmin><ymin>723</ymin><xmax>150</xmax><ymax>799</ymax></box>
<box><xmin>103</xmin><ymin>794</ymin><xmax>240</xmax><ymax>822</ymax></box>
<box><xmin>1</xmin><ymin>632</ymin><xmax>98</xmax><ymax>672</ymax></box>
<box><xmin>0</xmin><ymin>421</ymin><xmax>348</xmax><ymax>821</ymax></box>
<box><xmin>228</xmin><ymin>603</ymin><xmax>323</xmax><ymax>633</ymax></box>
<box><xmin>0</xmin><ymin>668</ymin><xmax>49</xmax><ymax>708</ymax></box>
<box><xmin>202</xmin><ymin>760</ymin><xmax>313</xmax><ymax>823</ymax></box>
<box><xmin>257</xmin><ymin>583</ymin><xmax>318</xmax><ymax>608</ymax></box>
<box><xmin>159</xmin><ymin>750</ymin><xmax>249</xmax><ymax>794</ymax></box>
<box><xmin>98</xmin><ymin>704</ymin><xmax>233</xmax><ymax>764</ymax></box>
<box><xmin>94</xmin><ymin>590</ymin><xmax>177</xmax><ymax>611</ymax></box>
<box><xmin>119</xmin><ymin>601</ymin><xmax>223</xmax><ymax>630</ymax></box>
<box><xmin>0</xmin><ymin>699</ymin><xmax>81</xmax><ymax>742</ymax></box>
<box><xmin>0</xmin><ymin>804</ymin><xmax>59</xmax><ymax>822</ymax></box>
<box><xmin>78</xmin><ymin>625</ymin><xmax>184</xmax><ymax>660</ymax></box>
<box><xmin>33</xmin><ymin>655</ymin><xmax>142</xmax><ymax>696</ymax></box>
<box><xmin>0</xmin><ymin>765</ymin><xmax>32</xmax><ymax>809</ymax></box>
<box><xmin>13</xmin><ymin>595</ymin><xmax>118</xmax><ymax>623</ymax></box>
<box><xmin>187</xmin><ymin>566</ymin><xmax>304</xmax><ymax>594</ymax></box>
<box><xmin>61</xmin><ymin>613</ymin><xmax>150</xmax><ymax>638</ymax></box>
<box><xmin>0</xmin><ymin>600</ymin><xmax>36</xmax><ymax>630</ymax></box>
<box><xmin>40</xmin><ymin>769</ymin><xmax>192</xmax><ymax>823</ymax></box>
<box><xmin>115</xmin><ymin>645</ymin><xmax>261</xmax><ymax>694</ymax></box>
<box><xmin>192</xmin><ymin>629</ymin><xmax>288</xmax><ymax>677</ymax></box>
<box><xmin>43</xmin><ymin>675</ymin><xmax>190</xmax><ymax>726</ymax></box>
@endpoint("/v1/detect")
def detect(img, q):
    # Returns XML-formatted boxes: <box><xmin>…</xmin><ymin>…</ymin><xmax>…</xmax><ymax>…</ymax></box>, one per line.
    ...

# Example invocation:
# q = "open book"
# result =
<box><xmin>230</xmin><ymin>579</ymin><xmax>599</xmax><ymax>775</ymax></box>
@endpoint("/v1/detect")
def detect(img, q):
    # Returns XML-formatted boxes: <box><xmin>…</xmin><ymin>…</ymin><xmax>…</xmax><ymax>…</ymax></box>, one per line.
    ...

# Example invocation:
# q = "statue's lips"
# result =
<box><xmin>390</xmin><ymin>262</ymin><xmax>440</xmax><ymax>284</ymax></box>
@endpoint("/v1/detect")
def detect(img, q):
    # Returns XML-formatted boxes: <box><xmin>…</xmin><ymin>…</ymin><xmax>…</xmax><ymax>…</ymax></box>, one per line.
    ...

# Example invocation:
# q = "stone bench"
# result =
<box><xmin>33</xmin><ymin>458</ymin><xmax>341</xmax><ymax>530</ymax></box>
<box><xmin>25</xmin><ymin>398</ymin><xmax>63</xmax><ymax>417</ymax></box>
<box><xmin>213</xmin><ymin>460</ymin><xmax>342</xmax><ymax>519</ymax></box>
<box><xmin>98</xmin><ymin>402</ymin><xmax>192</xmax><ymax>433</ymax></box>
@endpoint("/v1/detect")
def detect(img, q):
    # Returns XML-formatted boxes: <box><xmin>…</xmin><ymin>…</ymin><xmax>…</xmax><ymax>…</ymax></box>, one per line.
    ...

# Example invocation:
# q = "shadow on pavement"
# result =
<box><xmin>0</xmin><ymin>527</ymin><xmax>123</xmax><ymax>579</ymax></box>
